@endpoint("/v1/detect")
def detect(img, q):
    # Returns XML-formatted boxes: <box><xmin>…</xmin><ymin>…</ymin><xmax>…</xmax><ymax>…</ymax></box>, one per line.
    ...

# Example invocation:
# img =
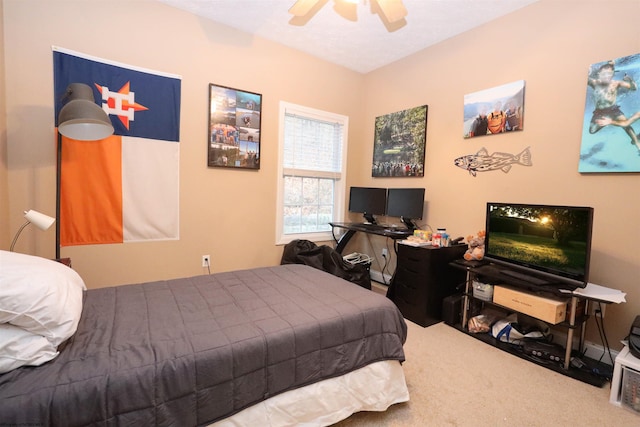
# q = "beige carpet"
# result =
<box><xmin>334</xmin><ymin>319</ymin><xmax>639</xmax><ymax>426</ymax></box>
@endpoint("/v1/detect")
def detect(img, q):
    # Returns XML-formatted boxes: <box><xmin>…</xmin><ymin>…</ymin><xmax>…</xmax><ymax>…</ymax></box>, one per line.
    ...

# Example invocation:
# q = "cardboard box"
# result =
<box><xmin>493</xmin><ymin>285</ymin><xmax>568</xmax><ymax>324</ymax></box>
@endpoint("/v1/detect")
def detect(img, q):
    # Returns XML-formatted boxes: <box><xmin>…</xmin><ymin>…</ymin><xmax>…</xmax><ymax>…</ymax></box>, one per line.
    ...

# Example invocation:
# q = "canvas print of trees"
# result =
<box><xmin>372</xmin><ymin>105</ymin><xmax>427</xmax><ymax>177</ymax></box>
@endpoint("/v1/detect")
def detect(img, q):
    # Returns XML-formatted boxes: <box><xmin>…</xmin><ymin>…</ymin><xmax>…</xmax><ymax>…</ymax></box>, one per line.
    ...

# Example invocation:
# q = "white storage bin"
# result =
<box><xmin>622</xmin><ymin>366</ymin><xmax>640</xmax><ymax>413</ymax></box>
<box><xmin>610</xmin><ymin>344</ymin><xmax>640</xmax><ymax>415</ymax></box>
<box><xmin>472</xmin><ymin>280</ymin><xmax>493</xmax><ymax>302</ymax></box>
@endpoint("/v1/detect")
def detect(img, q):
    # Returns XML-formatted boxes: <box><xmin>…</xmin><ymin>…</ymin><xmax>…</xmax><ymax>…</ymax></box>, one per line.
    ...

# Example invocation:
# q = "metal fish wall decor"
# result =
<box><xmin>454</xmin><ymin>147</ymin><xmax>532</xmax><ymax>176</ymax></box>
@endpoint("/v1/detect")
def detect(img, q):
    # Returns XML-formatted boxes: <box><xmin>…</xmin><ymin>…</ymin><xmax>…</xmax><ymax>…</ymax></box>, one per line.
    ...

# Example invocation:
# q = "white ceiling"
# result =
<box><xmin>157</xmin><ymin>0</ymin><xmax>539</xmax><ymax>74</ymax></box>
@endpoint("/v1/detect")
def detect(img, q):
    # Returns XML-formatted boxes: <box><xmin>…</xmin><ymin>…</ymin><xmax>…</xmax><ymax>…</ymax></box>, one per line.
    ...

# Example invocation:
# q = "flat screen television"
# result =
<box><xmin>348</xmin><ymin>187</ymin><xmax>387</xmax><ymax>224</ymax></box>
<box><xmin>484</xmin><ymin>202</ymin><xmax>594</xmax><ymax>289</ymax></box>
<box><xmin>385</xmin><ymin>188</ymin><xmax>425</xmax><ymax>230</ymax></box>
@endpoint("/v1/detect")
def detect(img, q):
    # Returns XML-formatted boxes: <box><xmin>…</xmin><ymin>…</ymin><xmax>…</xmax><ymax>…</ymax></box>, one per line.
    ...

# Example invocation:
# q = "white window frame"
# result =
<box><xmin>276</xmin><ymin>101</ymin><xmax>348</xmax><ymax>245</ymax></box>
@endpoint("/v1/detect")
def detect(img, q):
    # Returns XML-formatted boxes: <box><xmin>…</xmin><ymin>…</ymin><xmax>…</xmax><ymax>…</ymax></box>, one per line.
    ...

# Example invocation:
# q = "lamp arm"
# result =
<box><xmin>10</xmin><ymin>221</ymin><xmax>32</xmax><ymax>252</ymax></box>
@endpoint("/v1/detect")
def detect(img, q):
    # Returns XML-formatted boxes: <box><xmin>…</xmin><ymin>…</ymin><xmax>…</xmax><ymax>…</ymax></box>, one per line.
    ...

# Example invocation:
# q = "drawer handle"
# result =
<box><xmin>400</xmin><ymin>282</ymin><xmax>417</xmax><ymax>290</ymax></box>
<box><xmin>399</xmin><ymin>296</ymin><xmax>415</xmax><ymax>306</ymax></box>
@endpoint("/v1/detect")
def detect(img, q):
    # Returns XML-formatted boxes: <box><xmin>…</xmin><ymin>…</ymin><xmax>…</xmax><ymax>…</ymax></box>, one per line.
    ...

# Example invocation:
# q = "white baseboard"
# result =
<box><xmin>552</xmin><ymin>329</ymin><xmax>618</xmax><ymax>366</ymax></box>
<box><xmin>370</xmin><ymin>269</ymin><xmax>392</xmax><ymax>286</ymax></box>
<box><xmin>582</xmin><ymin>341</ymin><xmax>618</xmax><ymax>366</ymax></box>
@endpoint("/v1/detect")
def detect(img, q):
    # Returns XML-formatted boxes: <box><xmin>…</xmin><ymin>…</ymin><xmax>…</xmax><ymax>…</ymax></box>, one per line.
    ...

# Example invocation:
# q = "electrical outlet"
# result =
<box><xmin>202</xmin><ymin>255</ymin><xmax>210</xmax><ymax>268</ymax></box>
<box><xmin>589</xmin><ymin>301</ymin><xmax>605</xmax><ymax>318</ymax></box>
<box><xmin>381</xmin><ymin>248</ymin><xmax>389</xmax><ymax>258</ymax></box>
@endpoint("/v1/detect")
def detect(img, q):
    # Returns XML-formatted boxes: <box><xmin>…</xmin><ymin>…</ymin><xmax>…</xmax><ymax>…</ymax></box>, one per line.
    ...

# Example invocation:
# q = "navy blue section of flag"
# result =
<box><xmin>53</xmin><ymin>50</ymin><xmax>180</xmax><ymax>142</ymax></box>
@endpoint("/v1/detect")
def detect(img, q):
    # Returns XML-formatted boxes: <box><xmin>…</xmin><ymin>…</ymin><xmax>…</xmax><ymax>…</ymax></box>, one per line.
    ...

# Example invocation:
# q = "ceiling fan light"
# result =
<box><xmin>376</xmin><ymin>0</ymin><xmax>407</xmax><ymax>23</ymax></box>
<box><xmin>289</xmin><ymin>0</ymin><xmax>321</xmax><ymax>16</ymax></box>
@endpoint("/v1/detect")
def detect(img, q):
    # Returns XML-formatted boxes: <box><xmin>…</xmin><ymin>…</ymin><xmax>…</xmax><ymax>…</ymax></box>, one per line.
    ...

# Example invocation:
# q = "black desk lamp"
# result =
<box><xmin>56</xmin><ymin>83</ymin><xmax>114</xmax><ymax>258</ymax></box>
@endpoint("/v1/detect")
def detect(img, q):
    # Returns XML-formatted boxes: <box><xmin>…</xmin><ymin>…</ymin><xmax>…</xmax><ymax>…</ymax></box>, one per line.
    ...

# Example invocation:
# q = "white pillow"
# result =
<box><xmin>0</xmin><ymin>323</ymin><xmax>59</xmax><ymax>374</ymax></box>
<box><xmin>0</xmin><ymin>250</ymin><xmax>86</xmax><ymax>346</ymax></box>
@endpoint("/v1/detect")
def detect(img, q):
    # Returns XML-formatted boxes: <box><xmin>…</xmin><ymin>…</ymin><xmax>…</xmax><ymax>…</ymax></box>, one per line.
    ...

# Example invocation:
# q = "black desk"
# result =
<box><xmin>329</xmin><ymin>222</ymin><xmax>413</xmax><ymax>254</ymax></box>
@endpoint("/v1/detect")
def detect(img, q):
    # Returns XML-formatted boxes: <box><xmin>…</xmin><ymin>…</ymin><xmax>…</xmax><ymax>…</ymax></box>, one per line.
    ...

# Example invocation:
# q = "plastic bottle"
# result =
<box><xmin>432</xmin><ymin>231</ymin><xmax>441</xmax><ymax>247</ymax></box>
<box><xmin>436</xmin><ymin>228</ymin><xmax>447</xmax><ymax>247</ymax></box>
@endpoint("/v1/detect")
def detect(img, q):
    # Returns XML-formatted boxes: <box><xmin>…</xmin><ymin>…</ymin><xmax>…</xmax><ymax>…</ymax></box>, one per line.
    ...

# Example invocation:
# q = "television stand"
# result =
<box><xmin>499</xmin><ymin>269</ymin><xmax>549</xmax><ymax>286</ymax></box>
<box><xmin>450</xmin><ymin>261</ymin><xmax>610</xmax><ymax>387</ymax></box>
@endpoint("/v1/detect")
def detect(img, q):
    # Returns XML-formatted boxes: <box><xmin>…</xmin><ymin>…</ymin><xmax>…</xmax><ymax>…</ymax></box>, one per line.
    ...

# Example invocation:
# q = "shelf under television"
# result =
<box><xmin>451</xmin><ymin>323</ymin><xmax>608</xmax><ymax>387</ymax></box>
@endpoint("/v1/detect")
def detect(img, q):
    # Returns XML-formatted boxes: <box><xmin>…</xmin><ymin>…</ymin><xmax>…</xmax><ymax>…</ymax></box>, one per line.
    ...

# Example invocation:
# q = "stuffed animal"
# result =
<box><xmin>464</xmin><ymin>230</ymin><xmax>485</xmax><ymax>261</ymax></box>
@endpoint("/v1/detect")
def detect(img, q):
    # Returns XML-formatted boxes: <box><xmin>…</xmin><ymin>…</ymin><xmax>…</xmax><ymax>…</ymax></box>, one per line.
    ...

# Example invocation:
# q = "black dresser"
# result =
<box><xmin>388</xmin><ymin>243</ymin><xmax>467</xmax><ymax>327</ymax></box>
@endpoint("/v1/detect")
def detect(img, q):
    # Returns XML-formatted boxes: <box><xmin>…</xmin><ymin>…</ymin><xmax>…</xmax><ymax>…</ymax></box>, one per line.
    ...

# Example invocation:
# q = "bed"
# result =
<box><xmin>0</xmin><ymin>251</ymin><xmax>408</xmax><ymax>426</ymax></box>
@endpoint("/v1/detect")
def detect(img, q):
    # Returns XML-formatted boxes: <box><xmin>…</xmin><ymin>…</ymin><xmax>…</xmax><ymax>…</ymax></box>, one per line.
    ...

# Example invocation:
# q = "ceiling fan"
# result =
<box><xmin>289</xmin><ymin>0</ymin><xmax>408</xmax><ymax>24</ymax></box>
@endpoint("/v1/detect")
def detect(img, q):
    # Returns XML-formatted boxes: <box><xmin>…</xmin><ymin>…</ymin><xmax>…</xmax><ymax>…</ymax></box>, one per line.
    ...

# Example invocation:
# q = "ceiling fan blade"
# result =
<box><xmin>376</xmin><ymin>0</ymin><xmax>407</xmax><ymax>23</ymax></box>
<box><xmin>289</xmin><ymin>0</ymin><xmax>322</xmax><ymax>16</ymax></box>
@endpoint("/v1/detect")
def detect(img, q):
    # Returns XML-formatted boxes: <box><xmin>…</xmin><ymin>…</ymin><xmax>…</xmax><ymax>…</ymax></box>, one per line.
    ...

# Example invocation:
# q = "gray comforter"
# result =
<box><xmin>0</xmin><ymin>264</ymin><xmax>407</xmax><ymax>426</ymax></box>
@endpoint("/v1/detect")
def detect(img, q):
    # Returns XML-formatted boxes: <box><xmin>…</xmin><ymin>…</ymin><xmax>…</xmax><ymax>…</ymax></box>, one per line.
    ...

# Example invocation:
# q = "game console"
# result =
<box><xmin>523</xmin><ymin>340</ymin><xmax>566</xmax><ymax>364</ymax></box>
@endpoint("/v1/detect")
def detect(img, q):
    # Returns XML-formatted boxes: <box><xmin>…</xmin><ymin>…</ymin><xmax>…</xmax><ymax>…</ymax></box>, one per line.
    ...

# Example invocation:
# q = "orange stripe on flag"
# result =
<box><xmin>60</xmin><ymin>134</ymin><xmax>124</xmax><ymax>246</ymax></box>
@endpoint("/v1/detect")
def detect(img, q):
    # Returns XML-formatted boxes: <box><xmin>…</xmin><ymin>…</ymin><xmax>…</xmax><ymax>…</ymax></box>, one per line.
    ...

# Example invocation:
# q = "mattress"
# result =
<box><xmin>0</xmin><ymin>264</ymin><xmax>407</xmax><ymax>426</ymax></box>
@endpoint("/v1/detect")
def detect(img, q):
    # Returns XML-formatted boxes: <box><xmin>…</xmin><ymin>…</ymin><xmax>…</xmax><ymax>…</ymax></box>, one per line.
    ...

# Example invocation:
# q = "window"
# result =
<box><xmin>276</xmin><ymin>102</ymin><xmax>348</xmax><ymax>244</ymax></box>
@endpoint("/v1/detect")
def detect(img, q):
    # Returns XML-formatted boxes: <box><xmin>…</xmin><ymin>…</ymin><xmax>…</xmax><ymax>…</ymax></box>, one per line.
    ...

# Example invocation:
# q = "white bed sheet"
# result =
<box><xmin>210</xmin><ymin>360</ymin><xmax>409</xmax><ymax>427</ymax></box>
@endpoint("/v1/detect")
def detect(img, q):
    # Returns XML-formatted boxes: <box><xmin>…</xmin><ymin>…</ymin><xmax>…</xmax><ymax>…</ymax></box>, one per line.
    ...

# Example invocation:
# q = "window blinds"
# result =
<box><xmin>283</xmin><ymin>111</ymin><xmax>344</xmax><ymax>178</ymax></box>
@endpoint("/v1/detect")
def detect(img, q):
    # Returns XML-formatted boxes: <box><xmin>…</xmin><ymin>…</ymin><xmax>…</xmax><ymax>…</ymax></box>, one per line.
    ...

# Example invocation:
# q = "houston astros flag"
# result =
<box><xmin>53</xmin><ymin>47</ymin><xmax>181</xmax><ymax>246</ymax></box>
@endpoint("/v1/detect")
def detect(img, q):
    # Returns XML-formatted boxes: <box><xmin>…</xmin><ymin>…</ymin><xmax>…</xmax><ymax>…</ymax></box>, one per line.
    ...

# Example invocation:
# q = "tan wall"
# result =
<box><xmin>0</xmin><ymin>0</ymin><xmax>9</xmax><ymax>247</ymax></box>
<box><xmin>3</xmin><ymin>0</ymin><xmax>639</xmax><ymax>349</ymax></box>
<box><xmin>3</xmin><ymin>0</ymin><xmax>362</xmax><ymax>283</ymax></box>
<box><xmin>357</xmin><ymin>0</ymin><xmax>640</xmax><ymax>348</ymax></box>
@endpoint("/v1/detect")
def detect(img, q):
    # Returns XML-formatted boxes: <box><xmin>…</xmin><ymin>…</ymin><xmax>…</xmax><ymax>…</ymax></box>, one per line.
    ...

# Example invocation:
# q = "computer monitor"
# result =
<box><xmin>385</xmin><ymin>188</ymin><xmax>425</xmax><ymax>230</ymax></box>
<box><xmin>348</xmin><ymin>187</ymin><xmax>387</xmax><ymax>224</ymax></box>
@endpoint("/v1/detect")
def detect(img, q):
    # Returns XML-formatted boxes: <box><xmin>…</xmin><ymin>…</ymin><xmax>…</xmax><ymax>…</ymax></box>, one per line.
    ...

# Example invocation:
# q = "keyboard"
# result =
<box><xmin>348</xmin><ymin>223</ymin><xmax>411</xmax><ymax>235</ymax></box>
<box><xmin>384</xmin><ymin>228</ymin><xmax>409</xmax><ymax>235</ymax></box>
<box><xmin>355</xmin><ymin>223</ymin><xmax>387</xmax><ymax>231</ymax></box>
